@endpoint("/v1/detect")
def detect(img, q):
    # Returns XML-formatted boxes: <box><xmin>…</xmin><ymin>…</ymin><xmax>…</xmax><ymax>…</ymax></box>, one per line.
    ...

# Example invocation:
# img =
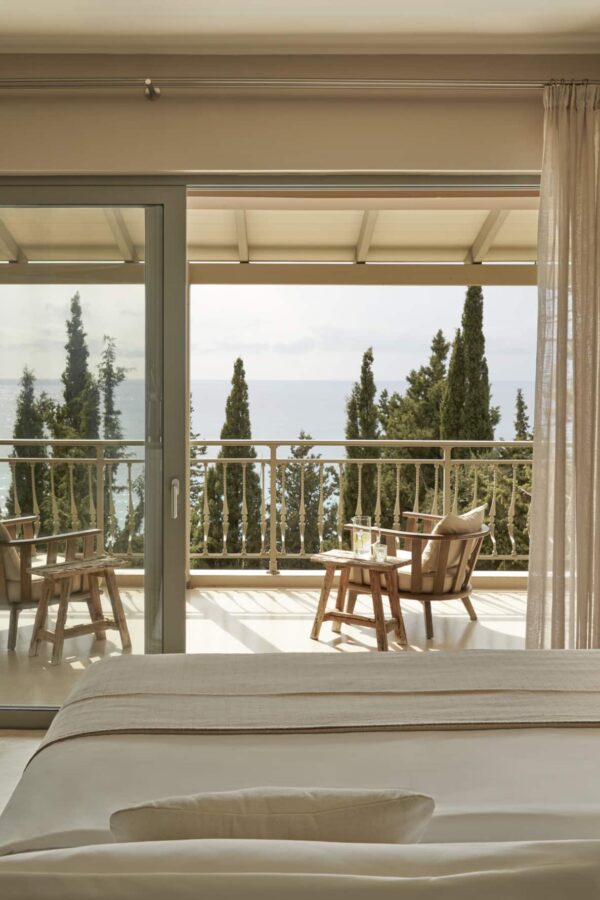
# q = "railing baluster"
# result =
<box><xmin>431</xmin><ymin>464</ymin><xmax>440</xmax><ymax>515</ymax></box>
<box><xmin>507</xmin><ymin>464</ymin><xmax>517</xmax><ymax>558</ymax></box>
<box><xmin>10</xmin><ymin>461</ymin><xmax>21</xmax><ymax>517</ymax></box>
<box><xmin>452</xmin><ymin>465</ymin><xmax>460</xmax><ymax>514</ymax></box>
<box><xmin>49</xmin><ymin>464</ymin><xmax>59</xmax><ymax>533</ymax></box>
<box><xmin>279</xmin><ymin>463</ymin><xmax>287</xmax><ymax>556</ymax></box>
<box><xmin>202</xmin><ymin>461</ymin><xmax>210</xmax><ymax>556</ymax></box>
<box><xmin>299</xmin><ymin>462</ymin><xmax>306</xmax><ymax>554</ymax></box>
<box><xmin>355</xmin><ymin>462</ymin><xmax>363</xmax><ymax>516</ymax></box>
<box><xmin>107</xmin><ymin>464</ymin><xmax>116</xmax><ymax>552</ymax></box>
<box><xmin>488</xmin><ymin>466</ymin><xmax>498</xmax><ymax>556</ymax></box>
<box><xmin>241</xmin><ymin>462</ymin><xmax>248</xmax><ymax>556</ymax></box>
<box><xmin>29</xmin><ymin>462</ymin><xmax>39</xmax><ymax>519</ymax></box>
<box><xmin>393</xmin><ymin>463</ymin><xmax>402</xmax><ymax>530</ymax></box>
<box><xmin>88</xmin><ymin>463</ymin><xmax>96</xmax><ymax>527</ymax></box>
<box><xmin>413</xmin><ymin>463</ymin><xmax>421</xmax><ymax>513</ymax></box>
<box><xmin>317</xmin><ymin>462</ymin><xmax>324</xmax><ymax>552</ymax></box>
<box><xmin>374</xmin><ymin>462</ymin><xmax>382</xmax><ymax>527</ymax></box>
<box><xmin>337</xmin><ymin>462</ymin><xmax>345</xmax><ymax>548</ymax></box>
<box><xmin>222</xmin><ymin>462</ymin><xmax>229</xmax><ymax>554</ymax></box>
<box><xmin>127</xmin><ymin>461</ymin><xmax>134</xmax><ymax>555</ymax></box>
<box><xmin>260</xmin><ymin>461</ymin><xmax>267</xmax><ymax>554</ymax></box>
<box><xmin>68</xmin><ymin>462</ymin><xmax>80</xmax><ymax>529</ymax></box>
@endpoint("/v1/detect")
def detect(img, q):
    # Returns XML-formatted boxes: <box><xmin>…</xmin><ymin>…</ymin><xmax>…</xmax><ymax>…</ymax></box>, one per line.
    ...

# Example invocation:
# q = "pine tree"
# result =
<box><xmin>440</xmin><ymin>328</ymin><xmax>466</xmax><ymax>440</ymax></box>
<box><xmin>189</xmin><ymin>394</ymin><xmax>207</xmax><ymax>561</ymax></box>
<box><xmin>385</xmin><ymin>329</ymin><xmax>450</xmax><ymax>441</ymax></box>
<box><xmin>343</xmin><ymin>348</ymin><xmax>380</xmax><ymax>521</ymax></box>
<box><xmin>514</xmin><ymin>388</ymin><xmax>532</xmax><ymax>441</ymax></box>
<box><xmin>6</xmin><ymin>368</ymin><xmax>48</xmax><ymax>525</ymax></box>
<box><xmin>206</xmin><ymin>358</ymin><xmax>262</xmax><ymax>562</ymax></box>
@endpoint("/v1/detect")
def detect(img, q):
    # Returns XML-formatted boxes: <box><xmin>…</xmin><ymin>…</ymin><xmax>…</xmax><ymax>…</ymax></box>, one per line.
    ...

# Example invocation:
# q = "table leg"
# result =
<box><xmin>310</xmin><ymin>564</ymin><xmax>336</xmax><ymax>641</ymax></box>
<box><xmin>87</xmin><ymin>574</ymin><xmax>106</xmax><ymax>640</ymax></box>
<box><xmin>369</xmin><ymin>570</ymin><xmax>388</xmax><ymax>651</ymax></box>
<box><xmin>105</xmin><ymin>568</ymin><xmax>132</xmax><ymax>650</ymax></box>
<box><xmin>386</xmin><ymin>569</ymin><xmax>408</xmax><ymax>646</ymax></box>
<box><xmin>51</xmin><ymin>578</ymin><xmax>72</xmax><ymax>666</ymax></box>
<box><xmin>29</xmin><ymin>580</ymin><xmax>52</xmax><ymax>657</ymax></box>
<box><xmin>331</xmin><ymin>566</ymin><xmax>350</xmax><ymax>634</ymax></box>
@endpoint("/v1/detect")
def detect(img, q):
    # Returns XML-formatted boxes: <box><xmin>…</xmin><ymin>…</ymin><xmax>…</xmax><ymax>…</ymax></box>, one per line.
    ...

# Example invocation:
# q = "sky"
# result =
<box><xmin>0</xmin><ymin>283</ymin><xmax>537</xmax><ymax>385</ymax></box>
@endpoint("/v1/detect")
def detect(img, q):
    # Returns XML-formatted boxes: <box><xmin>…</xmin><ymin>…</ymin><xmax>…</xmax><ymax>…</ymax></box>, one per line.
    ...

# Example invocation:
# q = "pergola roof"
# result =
<box><xmin>0</xmin><ymin>195</ymin><xmax>538</xmax><ymax>266</ymax></box>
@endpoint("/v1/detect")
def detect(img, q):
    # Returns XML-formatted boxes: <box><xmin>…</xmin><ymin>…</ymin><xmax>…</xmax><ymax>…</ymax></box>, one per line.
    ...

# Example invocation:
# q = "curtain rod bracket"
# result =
<box><xmin>144</xmin><ymin>78</ymin><xmax>161</xmax><ymax>101</ymax></box>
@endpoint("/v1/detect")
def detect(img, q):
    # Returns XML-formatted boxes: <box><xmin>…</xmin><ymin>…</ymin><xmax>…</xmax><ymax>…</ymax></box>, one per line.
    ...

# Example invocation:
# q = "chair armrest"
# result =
<box><xmin>1</xmin><ymin>515</ymin><xmax>38</xmax><ymax>527</ymax></box>
<box><xmin>9</xmin><ymin>528</ymin><xmax>100</xmax><ymax>547</ymax></box>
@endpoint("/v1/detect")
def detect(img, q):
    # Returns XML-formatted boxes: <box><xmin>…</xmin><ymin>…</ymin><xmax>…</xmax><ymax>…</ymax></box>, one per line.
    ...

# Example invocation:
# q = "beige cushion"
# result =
<box><xmin>421</xmin><ymin>505</ymin><xmax>486</xmax><ymax>574</ymax></box>
<box><xmin>110</xmin><ymin>786</ymin><xmax>435</xmax><ymax>845</ymax></box>
<box><xmin>397</xmin><ymin>565</ymin><xmax>459</xmax><ymax>595</ymax></box>
<box><xmin>0</xmin><ymin>523</ymin><xmax>21</xmax><ymax>582</ymax></box>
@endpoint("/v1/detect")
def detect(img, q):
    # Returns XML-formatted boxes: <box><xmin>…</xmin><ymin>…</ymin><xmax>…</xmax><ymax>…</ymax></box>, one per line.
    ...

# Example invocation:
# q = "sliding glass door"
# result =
<box><xmin>0</xmin><ymin>184</ymin><xmax>187</xmax><ymax>722</ymax></box>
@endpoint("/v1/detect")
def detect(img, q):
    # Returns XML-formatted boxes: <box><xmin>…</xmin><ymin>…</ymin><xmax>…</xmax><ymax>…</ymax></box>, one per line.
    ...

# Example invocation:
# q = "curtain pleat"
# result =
<box><xmin>527</xmin><ymin>83</ymin><xmax>600</xmax><ymax>649</ymax></box>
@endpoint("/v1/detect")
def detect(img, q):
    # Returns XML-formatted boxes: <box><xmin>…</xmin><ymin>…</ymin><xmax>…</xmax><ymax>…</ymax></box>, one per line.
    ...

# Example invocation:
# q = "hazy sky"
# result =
<box><xmin>0</xmin><ymin>283</ymin><xmax>537</xmax><ymax>385</ymax></box>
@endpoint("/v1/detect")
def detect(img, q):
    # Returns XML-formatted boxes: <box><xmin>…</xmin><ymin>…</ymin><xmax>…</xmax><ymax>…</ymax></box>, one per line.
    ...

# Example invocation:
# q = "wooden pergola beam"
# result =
<box><xmin>103</xmin><ymin>209</ymin><xmax>138</xmax><ymax>263</ymax></box>
<box><xmin>465</xmin><ymin>209</ymin><xmax>510</xmax><ymax>264</ymax></box>
<box><xmin>234</xmin><ymin>209</ymin><xmax>249</xmax><ymax>263</ymax></box>
<box><xmin>0</xmin><ymin>216</ymin><xmax>27</xmax><ymax>263</ymax></box>
<box><xmin>355</xmin><ymin>210</ymin><xmax>378</xmax><ymax>263</ymax></box>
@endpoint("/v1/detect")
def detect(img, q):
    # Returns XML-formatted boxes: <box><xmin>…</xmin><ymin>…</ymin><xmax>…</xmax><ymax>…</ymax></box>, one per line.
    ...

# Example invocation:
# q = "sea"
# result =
<box><xmin>0</xmin><ymin>378</ymin><xmax>534</xmax><ymax>508</ymax></box>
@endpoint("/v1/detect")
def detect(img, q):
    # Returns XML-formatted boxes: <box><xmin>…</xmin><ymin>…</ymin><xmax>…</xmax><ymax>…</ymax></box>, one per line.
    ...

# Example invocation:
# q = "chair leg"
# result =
<box><xmin>51</xmin><ymin>579</ymin><xmax>72</xmax><ymax>666</ymax></box>
<box><xmin>310</xmin><ymin>564</ymin><xmax>335</xmax><ymax>641</ymax></box>
<box><xmin>88</xmin><ymin>575</ymin><xmax>106</xmax><ymax>640</ymax></box>
<box><xmin>346</xmin><ymin>589</ymin><xmax>359</xmax><ymax>616</ymax></box>
<box><xmin>8</xmin><ymin>606</ymin><xmax>19</xmax><ymax>651</ymax></box>
<box><xmin>462</xmin><ymin>596</ymin><xmax>478</xmax><ymax>621</ymax></box>
<box><xmin>386</xmin><ymin>570</ymin><xmax>407</xmax><ymax>646</ymax></box>
<box><xmin>369</xmin><ymin>573</ymin><xmax>388</xmax><ymax>652</ymax></box>
<box><xmin>331</xmin><ymin>566</ymin><xmax>350</xmax><ymax>634</ymax></box>
<box><xmin>423</xmin><ymin>601</ymin><xmax>434</xmax><ymax>640</ymax></box>
<box><xmin>29</xmin><ymin>582</ymin><xmax>52</xmax><ymax>658</ymax></box>
<box><xmin>105</xmin><ymin>569</ymin><xmax>132</xmax><ymax>650</ymax></box>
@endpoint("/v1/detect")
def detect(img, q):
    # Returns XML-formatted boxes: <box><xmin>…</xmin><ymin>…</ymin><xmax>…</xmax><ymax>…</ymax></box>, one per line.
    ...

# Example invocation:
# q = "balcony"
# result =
<box><xmin>1</xmin><ymin>436</ymin><xmax>531</xmax><ymax>706</ymax></box>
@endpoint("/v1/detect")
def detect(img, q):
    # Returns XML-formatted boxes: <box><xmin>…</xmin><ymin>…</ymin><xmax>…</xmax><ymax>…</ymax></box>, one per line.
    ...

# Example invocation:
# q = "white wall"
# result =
<box><xmin>1</xmin><ymin>54</ymin><xmax>599</xmax><ymax>175</ymax></box>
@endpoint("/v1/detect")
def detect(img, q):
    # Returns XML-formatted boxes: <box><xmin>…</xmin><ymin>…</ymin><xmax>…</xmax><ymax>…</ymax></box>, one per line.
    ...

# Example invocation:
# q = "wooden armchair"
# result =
<box><xmin>347</xmin><ymin>512</ymin><xmax>489</xmax><ymax>640</ymax></box>
<box><xmin>0</xmin><ymin>516</ymin><xmax>99</xmax><ymax>651</ymax></box>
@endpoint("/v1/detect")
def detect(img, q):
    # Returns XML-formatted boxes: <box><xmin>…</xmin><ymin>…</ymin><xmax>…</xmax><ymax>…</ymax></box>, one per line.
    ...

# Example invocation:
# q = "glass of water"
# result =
<box><xmin>351</xmin><ymin>516</ymin><xmax>372</xmax><ymax>558</ymax></box>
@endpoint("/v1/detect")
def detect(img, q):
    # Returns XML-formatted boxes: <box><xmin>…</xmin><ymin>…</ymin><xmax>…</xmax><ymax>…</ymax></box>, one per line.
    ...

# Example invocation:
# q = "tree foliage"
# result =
<box><xmin>343</xmin><ymin>347</ymin><xmax>380</xmax><ymax>520</ymax></box>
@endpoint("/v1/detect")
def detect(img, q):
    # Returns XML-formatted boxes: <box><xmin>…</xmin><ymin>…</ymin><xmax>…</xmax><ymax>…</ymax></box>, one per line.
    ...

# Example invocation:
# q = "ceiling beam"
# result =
<box><xmin>465</xmin><ymin>209</ymin><xmax>510</xmax><ymax>264</ymax></box>
<box><xmin>0</xmin><ymin>262</ymin><xmax>144</xmax><ymax>284</ymax></box>
<box><xmin>355</xmin><ymin>210</ymin><xmax>378</xmax><ymax>263</ymax></box>
<box><xmin>103</xmin><ymin>209</ymin><xmax>138</xmax><ymax>263</ymax></box>
<box><xmin>0</xmin><ymin>216</ymin><xmax>26</xmax><ymax>263</ymax></box>
<box><xmin>189</xmin><ymin>262</ymin><xmax>536</xmax><ymax>287</ymax></box>
<box><xmin>234</xmin><ymin>209</ymin><xmax>249</xmax><ymax>263</ymax></box>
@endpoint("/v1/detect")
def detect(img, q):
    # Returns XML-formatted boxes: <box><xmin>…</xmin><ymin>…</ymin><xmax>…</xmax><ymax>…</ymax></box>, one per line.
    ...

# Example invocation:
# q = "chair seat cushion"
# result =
<box><xmin>397</xmin><ymin>565</ymin><xmax>459</xmax><ymax>595</ymax></box>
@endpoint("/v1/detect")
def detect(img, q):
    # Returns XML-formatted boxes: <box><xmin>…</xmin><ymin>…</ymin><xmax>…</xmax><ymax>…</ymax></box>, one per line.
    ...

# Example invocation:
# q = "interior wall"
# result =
<box><xmin>1</xmin><ymin>54</ymin><xmax>599</xmax><ymax>175</ymax></box>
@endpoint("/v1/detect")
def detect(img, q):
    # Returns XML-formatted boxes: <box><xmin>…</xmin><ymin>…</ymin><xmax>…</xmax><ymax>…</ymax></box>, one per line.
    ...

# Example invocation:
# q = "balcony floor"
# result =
<box><xmin>0</xmin><ymin>588</ymin><xmax>526</xmax><ymax>708</ymax></box>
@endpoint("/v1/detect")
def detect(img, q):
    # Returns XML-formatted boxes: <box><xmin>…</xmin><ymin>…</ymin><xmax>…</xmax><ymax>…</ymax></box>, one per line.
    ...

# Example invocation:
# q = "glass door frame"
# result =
<box><xmin>0</xmin><ymin>180</ymin><xmax>188</xmax><ymax>728</ymax></box>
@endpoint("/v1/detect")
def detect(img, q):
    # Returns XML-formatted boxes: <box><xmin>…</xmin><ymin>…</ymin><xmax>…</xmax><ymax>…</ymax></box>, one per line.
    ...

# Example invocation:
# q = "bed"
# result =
<box><xmin>1</xmin><ymin>650</ymin><xmax>600</xmax><ymax>898</ymax></box>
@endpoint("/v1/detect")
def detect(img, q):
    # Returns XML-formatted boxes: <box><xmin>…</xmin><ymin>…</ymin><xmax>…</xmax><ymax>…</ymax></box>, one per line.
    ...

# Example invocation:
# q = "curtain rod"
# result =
<box><xmin>0</xmin><ymin>76</ymin><xmax>597</xmax><ymax>100</ymax></box>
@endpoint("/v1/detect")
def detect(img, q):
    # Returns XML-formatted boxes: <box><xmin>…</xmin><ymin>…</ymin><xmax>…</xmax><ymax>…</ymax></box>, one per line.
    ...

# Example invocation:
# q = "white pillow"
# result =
<box><xmin>110</xmin><ymin>786</ymin><xmax>434</xmax><ymax>845</ymax></box>
<box><xmin>421</xmin><ymin>505</ymin><xmax>486</xmax><ymax>574</ymax></box>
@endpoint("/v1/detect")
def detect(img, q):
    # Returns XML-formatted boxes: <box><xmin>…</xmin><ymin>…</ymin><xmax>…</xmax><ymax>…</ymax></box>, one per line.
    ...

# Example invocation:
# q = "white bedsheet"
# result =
<box><xmin>1</xmin><ymin>838</ymin><xmax>600</xmax><ymax>899</ymax></box>
<box><xmin>2</xmin><ymin>726</ymin><xmax>600</xmax><ymax>854</ymax></box>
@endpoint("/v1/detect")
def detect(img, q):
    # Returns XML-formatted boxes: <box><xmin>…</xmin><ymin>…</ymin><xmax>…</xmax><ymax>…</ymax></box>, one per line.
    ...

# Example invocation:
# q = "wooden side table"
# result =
<box><xmin>28</xmin><ymin>556</ymin><xmax>132</xmax><ymax>665</ymax></box>
<box><xmin>310</xmin><ymin>550</ymin><xmax>408</xmax><ymax>651</ymax></box>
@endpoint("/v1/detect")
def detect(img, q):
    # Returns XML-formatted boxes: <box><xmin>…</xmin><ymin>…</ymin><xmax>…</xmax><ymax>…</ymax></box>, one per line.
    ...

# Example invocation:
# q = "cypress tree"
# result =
<box><xmin>440</xmin><ymin>328</ymin><xmax>466</xmax><ymax>440</ymax></box>
<box><xmin>460</xmin><ymin>285</ymin><xmax>498</xmax><ymax>439</ymax></box>
<box><xmin>385</xmin><ymin>329</ymin><xmax>450</xmax><ymax>441</ymax></box>
<box><xmin>7</xmin><ymin>368</ymin><xmax>48</xmax><ymax>525</ymax></box>
<box><xmin>514</xmin><ymin>388</ymin><xmax>532</xmax><ymax>441</ymax></box>
<box><xmin>206</xmin><ymin>358</ymin><xmax>262</xmax><ymax>562</ymax></box>
<box><xmin>98</xmin><ymin>336</ymin><xmax>128</xmax><ymax>549</ymax></box>
<box><xmin>343</xmin><ymin>347</ymin><xmax>380</xmax><ymax>520</ymax></box>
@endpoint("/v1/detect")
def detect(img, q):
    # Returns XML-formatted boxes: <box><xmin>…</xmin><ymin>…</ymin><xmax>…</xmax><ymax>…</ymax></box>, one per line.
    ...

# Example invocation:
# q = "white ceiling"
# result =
<box><xmin>1</xmin><ymin>0</ymin><xmax>599</xmax><ymax>54</ymax></box>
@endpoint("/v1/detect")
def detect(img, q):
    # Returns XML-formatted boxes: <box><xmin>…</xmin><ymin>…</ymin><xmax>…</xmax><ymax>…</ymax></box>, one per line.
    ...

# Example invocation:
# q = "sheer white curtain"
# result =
<box><xmin>527</xmin><ymin>83</ymin><xmax>600</xmax><ymax>649</ymax></box>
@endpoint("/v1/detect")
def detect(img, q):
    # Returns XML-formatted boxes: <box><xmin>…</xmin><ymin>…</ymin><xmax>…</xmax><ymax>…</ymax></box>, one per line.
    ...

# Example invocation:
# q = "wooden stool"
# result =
<box><xmin>310</xmin><ymin>550</ymin><xmax>408</xmax><ymax>651</ymax></box>
<box><xmin>28</xmin><ymin>556</ymin><xmax>131</xmax><ymax>665</ymax></box>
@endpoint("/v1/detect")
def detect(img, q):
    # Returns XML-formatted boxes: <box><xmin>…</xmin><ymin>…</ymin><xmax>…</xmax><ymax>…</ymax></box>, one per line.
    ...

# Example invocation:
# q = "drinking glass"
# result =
<box><xmin>351</xmin><ymin>515</ymin><xmax>372</xmax><ymax>558</ymax></box>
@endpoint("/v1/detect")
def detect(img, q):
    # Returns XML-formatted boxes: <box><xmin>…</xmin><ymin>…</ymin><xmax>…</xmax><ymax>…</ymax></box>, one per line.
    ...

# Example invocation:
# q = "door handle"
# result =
<box><xmin>170</xmin><ymin>477</ymin><xmax>180</xmax><ymax>520</ymax></box>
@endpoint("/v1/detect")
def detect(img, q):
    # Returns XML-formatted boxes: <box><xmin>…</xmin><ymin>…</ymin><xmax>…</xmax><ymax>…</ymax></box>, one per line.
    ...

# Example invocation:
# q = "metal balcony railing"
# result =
<box><xmin>1</xmin><ymin>438</ymin><xmax>533</xmax><ymax>574</ymax></box>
